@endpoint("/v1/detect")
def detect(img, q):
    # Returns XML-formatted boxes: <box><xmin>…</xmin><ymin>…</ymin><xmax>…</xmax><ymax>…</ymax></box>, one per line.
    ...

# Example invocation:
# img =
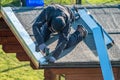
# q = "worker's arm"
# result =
<box><xmin>52</xmin><ymin>25</ymin><xmax>70</xmax><ymax>59</ymax></box>
<box><xmin>33</xmin><ymin>5</ymin><xmax>56</xmax><ymax>27</ymax></box>
<box><xmin>33</xmin><ymin>6</ymin><xmax>57</xmax><ymax>52</ymax></box>
<box><xmin>33</xmin><ymin>8</ymin><xmax>47</xmax><ymax>27</ymax></box>
<box><xmin>32</xmin><ymin>8</ymin><xmax>48</xmax><ymax>52</ymax></box>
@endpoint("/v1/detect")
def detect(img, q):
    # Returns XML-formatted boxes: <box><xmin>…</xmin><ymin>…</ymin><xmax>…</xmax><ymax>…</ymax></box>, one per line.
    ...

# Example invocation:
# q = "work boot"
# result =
<box><xmin>73</xmin><ymin>5</ymin><xmax>78</xmax><ymax>12</ymax></box>
<box><xmin>48</xmin><ymin>56</ymin><xmax>56</xmax><ymax>63</ymax></box>
<box><xmin>71</xmin><ymin>6</ymin><xmax>80</xmax><ymax>20</ymax></box>
<box><xmin>76</xmin><ymin>25</ymin><xmax>88</xmax><ymax>38</ymax></box>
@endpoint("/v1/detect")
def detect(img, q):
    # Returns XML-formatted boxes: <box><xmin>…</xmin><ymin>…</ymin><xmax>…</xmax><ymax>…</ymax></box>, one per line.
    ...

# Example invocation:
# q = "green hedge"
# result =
<box><xmin>1</xmin><ymin>0</ymin><xmax>120</xmax><ymax>7</ymax></box>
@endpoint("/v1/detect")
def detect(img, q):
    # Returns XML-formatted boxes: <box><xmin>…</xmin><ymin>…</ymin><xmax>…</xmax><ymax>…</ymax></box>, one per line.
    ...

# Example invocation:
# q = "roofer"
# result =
<box><xmin>32</xmin><ymin>4</ymin><xmax>88</xmax><ymax>63</ymax></box>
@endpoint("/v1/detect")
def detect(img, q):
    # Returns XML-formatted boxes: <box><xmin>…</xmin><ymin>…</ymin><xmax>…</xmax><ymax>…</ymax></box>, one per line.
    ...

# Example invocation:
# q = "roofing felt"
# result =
<box><xmin>3</xmin><ymin>5</ymin><xmax>120</xmax><ymax>68</ymax></box>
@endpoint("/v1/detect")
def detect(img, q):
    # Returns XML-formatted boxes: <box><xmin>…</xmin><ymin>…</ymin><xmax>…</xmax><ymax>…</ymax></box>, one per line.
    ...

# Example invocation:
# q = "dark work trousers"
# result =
<box><xmin>65</xmin><ymin>30</ymin><xmax>83</xmax><ymax>49</ymax></box>
<box><xmin>33</xmin><ymin>24</ymin><xmax>83</xmax><ymax>53</ymax></box>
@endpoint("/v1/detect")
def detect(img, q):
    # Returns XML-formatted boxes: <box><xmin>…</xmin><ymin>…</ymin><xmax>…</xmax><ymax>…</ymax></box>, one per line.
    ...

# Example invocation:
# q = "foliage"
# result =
<box><xmin>1</xmin><ymin>0</ymin><xmax>120</xmax><ymax>6</ymax></box>
<box><xmin>44</xmin><ymin>0</ymin><xmax>76</xmax><ymax>5</ymax></box>
<box><xmin>82</xmin><ymin>0</ymin><xmax>120</xmax><ymax>5</ymax></box>
<box><xmin>0</xmin><ymin>46</ymin><xmax>44</xmax><ymax>80</ymax></box>
<box><xmin>0</xmin><ymin>0</ymin><xmax>21</xmax><ymax>6</ymax></box>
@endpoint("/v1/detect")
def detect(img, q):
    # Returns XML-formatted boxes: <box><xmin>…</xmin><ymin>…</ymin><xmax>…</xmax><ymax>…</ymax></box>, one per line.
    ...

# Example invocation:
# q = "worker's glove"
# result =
<box><xmin>36</xmin><ymin>43</ymin><xmax>49</xmax><ymax>56</ymax></box>
<box><xmin>48</xmin><ymin>56</ymin><xmax>56</xmax><ymax>63</ymax></box>
<box><xmin>39</xmin><ymin>43</ymin><xmax>46</xmax><ymax>51</ymax></box>
<box><xmin>45</xmin><ymin>54</ymin><xmax>56</xmax><ymax>63</ymax></box>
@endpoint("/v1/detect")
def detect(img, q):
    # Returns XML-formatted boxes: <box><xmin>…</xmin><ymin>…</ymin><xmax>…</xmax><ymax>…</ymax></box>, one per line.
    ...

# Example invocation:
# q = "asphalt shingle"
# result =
<box><xmin>12</xmin><ymin>5</ymin><xmax>120</xmax><ymax>67</ymax></box>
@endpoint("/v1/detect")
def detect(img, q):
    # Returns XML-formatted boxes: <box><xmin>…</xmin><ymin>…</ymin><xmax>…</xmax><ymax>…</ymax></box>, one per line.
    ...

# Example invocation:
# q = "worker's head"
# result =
<box><xmin>50</xmin><ymin>16</ymin><xmax>66</xmax><ymax>32</ymax></box>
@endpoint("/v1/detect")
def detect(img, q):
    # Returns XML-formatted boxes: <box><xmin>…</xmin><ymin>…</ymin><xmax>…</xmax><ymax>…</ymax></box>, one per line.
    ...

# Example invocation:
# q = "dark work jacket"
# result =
<box><xmin>33</xmin><ymin>4</ymin><xmax>75</xmax><ymax>59</ymax></box>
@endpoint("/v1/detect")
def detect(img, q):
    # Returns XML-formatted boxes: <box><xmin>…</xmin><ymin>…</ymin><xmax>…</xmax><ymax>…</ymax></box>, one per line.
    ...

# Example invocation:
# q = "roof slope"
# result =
<box><xmin>3</xmin><ymin>5</ymin><xmax>120</xmax><ymax>68</ymax></box>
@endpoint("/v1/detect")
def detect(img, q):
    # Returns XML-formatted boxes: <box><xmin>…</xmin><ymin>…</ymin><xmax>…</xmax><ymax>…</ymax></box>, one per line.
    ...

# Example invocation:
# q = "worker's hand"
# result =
<box><xmin>48</xmin><ymin>56</ymin><xmax>56</xmax><ymax>63</ymax></box>
<box><xmin>39</xmin><ymin>43</ymin><xmax>47</xmax><ymax>51</ymax></box>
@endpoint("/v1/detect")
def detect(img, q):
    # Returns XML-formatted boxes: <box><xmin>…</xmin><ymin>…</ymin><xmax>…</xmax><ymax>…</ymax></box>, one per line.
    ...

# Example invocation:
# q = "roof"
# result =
<box><xmin>1</xmin><ymin>5</ymin><xmax>120</xmax><ymax>68</ymax></box>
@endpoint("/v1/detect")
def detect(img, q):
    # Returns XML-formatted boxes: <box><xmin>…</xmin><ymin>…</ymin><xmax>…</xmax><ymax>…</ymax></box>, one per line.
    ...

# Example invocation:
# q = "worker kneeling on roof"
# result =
<box><xmin>32</xmin><ymin>4</ymin><xmax>88</xmax><ymax>63</ymax></box>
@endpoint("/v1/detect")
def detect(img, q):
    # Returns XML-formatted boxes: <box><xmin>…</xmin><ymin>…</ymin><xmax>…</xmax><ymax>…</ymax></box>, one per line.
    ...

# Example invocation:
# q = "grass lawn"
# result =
<box><xmin>0</xmin><ymin>45</ymin><xmax>44</xmax><ymax>80</ymax></box>
<box><xmin>1</xmin><ymin>0</ymin><xmax>21</xmax><ymax>6</ymax></box>
<box><xmin>1</xmin><ymin>0</ymin><xmax>120</xmax><ymax>6</ymax></box>
<box><xmin>82</xmin><ymin>0</ymin><xmax>120</xmax><ymax>5</ymax></box>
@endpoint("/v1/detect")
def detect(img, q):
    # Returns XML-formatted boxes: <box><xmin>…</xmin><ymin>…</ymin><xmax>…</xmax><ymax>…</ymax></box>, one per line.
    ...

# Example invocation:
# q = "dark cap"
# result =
<box><xmin>51</xmin><ymin>16</ymin><xmax>66</xmax><ymax>32</ymax></box>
